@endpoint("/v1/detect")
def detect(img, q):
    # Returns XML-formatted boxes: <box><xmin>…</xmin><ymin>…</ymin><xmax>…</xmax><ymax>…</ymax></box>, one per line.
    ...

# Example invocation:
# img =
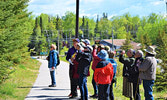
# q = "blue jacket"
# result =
<box><xmin>48</xmin><ymin>50</ymin><xmax>58</xmax><ymax>68</ymax></box>
<box><xmin>107</xmin><ymin>58</ymin><xmax>117</xmax><ymax>78</ymax></box>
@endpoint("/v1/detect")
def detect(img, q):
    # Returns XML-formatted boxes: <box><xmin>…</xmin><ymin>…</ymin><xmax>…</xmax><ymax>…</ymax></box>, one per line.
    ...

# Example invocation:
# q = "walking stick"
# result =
<box><xmin>134</xmin><ymin>77</ymin><xmax>139</xmax><ymax>100</ymax></box>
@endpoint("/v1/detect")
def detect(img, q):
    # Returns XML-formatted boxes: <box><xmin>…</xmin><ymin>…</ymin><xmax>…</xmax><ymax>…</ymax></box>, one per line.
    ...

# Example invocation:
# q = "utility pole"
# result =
<box><xmin>160</xmin><ymin>0</ymin><xmax>167</xmax><ymax>16</ymax></box>
<box><xmin>57</xmin><ymin>30</ymin><xmax>59</xmax><ymax>53</ymax></box>
<box><xmin>112</xmin><ymin>27</ymin><xmax>114</xmax><ymax>51</ymax></box>
<box><xmin>166</xmin><ymin>1</ymin><xmax>167</xmax><ymax>15</ymax></box>
<box><xmin>75</xmin><ymin>0</ymin><xmax>79</xmax><ymax>38</ymax></box>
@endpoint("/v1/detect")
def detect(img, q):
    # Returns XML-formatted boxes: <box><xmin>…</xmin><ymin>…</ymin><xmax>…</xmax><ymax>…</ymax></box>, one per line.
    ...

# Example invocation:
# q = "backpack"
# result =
<box><xmin>56</xmin><ymin>53</ymin><xmax>60</xmax><ymax>66</ymax></box>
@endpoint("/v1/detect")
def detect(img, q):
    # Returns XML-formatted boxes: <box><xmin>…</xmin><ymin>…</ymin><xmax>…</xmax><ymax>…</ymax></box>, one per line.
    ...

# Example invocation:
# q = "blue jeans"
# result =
<box><xmin>110</xmin><ymin>82</ymin><xmax>114</xmax><ymax>100</ymax></box>
<box><xmin>92</xmin><ymin>74</ymin><xmax>98</xmax><ymax>95</ymax></box>
<box><xmin>143</xmin><ymin>80</ymin><xmax>154</xmax><ymax>100</ymax></box>
<box><xmin>50</xmin><ymin>71</ymin><xmax>56</xmax><ymax>85</ymax></box>
<box><xmin>79</xmin><ymin>74</ymin><xmax>88</xmax><ymax>100</ymax></box>
<box><xmin>98</xmin><ymin>84</ymin><xmax>110</xmax><ymax>100</ymax></box>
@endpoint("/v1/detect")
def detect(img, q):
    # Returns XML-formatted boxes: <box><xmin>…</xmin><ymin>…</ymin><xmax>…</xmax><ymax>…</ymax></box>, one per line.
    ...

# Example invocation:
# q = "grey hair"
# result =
<box><xmin>137</xmin><ymin>50</ymin><xmax>144</xmax><ymax>57</ymax></box>
<box><xmin>129</xmin><ymin>49</ymin><xmax>135</xmax><ymax>56</ymax></box>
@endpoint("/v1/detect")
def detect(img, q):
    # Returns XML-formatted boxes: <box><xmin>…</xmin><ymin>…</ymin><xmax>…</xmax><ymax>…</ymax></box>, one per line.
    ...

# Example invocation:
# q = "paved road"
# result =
<box><xmin>25</xmin><ymin>59</ymin><xmax>80</xmax><ymax>100</ymax></box>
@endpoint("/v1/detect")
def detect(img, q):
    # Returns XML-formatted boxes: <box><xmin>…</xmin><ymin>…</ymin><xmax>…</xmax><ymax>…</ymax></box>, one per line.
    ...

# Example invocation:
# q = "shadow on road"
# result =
<box><xmin>18</xmin><ymin>86</ymin><xmax>47</xmax><ymax>88</ymax></box>
<box><xmin>25</xmin><ymin>95</ymin><xmax>74</xmax><ymax>100</ymax></box>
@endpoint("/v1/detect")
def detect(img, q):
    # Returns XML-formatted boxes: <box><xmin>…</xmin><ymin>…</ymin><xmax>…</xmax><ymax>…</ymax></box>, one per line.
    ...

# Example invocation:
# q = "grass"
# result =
<box><xmin>87</xmin><ymin>58</ymin><xmax>167</xmax><ymax>100</ymax></box>
<box><xmin>0</xmin><ymin>58</ymin><xmax>41</xmax><ymax>100</ymax></box>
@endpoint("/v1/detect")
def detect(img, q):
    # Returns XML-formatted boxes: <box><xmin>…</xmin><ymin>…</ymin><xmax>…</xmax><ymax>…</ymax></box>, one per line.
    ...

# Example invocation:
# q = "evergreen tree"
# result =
<box><xmin>86</xmin><ymin>21</ymin><xmax>89</xmax><ymax>39</ymax></box>
<box><xmin>121</xmin><ymin>32</ymin><xmax>132</xmax><ymax>51</ymax></box>
<box><xmin>0</xmin><ymin>0</ymin><xmax>33</xmax><ymax>83</ymax></box>
<box><xmin>80</xmin><ymin>16</ymin><xmax>86</xmax><ymax>38</ymax></box>
<box><xmin>155</xmin><ymin>31</ymin><xmax>167</xmax><ymax>91</ymax></box>
<box><xmin>94</xmin><ymin>15</ymin><xmax>100</xmax><ymax>39</ymax></box>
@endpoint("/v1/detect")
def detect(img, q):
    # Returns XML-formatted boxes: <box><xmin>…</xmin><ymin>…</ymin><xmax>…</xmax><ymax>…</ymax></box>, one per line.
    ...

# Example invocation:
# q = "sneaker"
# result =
<box><xmin>90</xmin><ymin>94</ymin><xmax>98</xmax><ymax>98</ymax></box>
<box><xmin>48</xmin><ymin>84</ymin><xmax>56</xmax><ymax>87</ymax></box>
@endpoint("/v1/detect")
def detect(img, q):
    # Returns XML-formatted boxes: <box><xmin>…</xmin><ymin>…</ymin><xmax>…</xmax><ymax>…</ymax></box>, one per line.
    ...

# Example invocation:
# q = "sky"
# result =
<box><xmin>28</xmin><ymin>0</ymin><xmax>166</xmax><ymax>19</ymax></box>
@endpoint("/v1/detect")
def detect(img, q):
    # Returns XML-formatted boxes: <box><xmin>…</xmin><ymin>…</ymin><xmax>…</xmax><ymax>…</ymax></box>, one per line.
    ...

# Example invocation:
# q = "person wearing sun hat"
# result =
<box><xmin>138</xmin><ymin>46</ymin><xmax>157</xmax><ymax>100</ymax></box>
<box><xmin>75</xmin><ymin>42</ymin><xmax>92</xmax><ymax>100</ymax></box>
<box><xmin>94</xmin><ymin>50</ymin><xmax>114</xmax><ymax>100</ymax></box>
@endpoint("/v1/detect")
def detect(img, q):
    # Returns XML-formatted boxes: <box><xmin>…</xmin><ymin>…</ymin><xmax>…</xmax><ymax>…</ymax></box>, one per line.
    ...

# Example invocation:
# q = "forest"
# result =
<box><xmin>0</xmin><ymin>0</ymin><xmax>166</xmax><ymax>92</ymax></box>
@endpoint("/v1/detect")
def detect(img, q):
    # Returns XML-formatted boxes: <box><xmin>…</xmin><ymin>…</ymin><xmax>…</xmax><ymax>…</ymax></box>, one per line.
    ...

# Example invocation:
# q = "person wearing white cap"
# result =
<box><xmin>81</xmin><ymin>39</ymin><xmax>90</xmax><ymax>46</ymax></box>
<box><xmin>138</xmin><ymin>46</ymin><xmax>157</xmax><ymax>100</ymax></box>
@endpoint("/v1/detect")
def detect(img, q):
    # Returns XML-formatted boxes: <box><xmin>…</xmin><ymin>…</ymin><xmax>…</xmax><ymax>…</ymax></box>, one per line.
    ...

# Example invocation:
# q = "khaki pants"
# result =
<box><xmin>123</xmin><ymin>77</ymin><xmax>133</xmax><ymax>98</ymax></box>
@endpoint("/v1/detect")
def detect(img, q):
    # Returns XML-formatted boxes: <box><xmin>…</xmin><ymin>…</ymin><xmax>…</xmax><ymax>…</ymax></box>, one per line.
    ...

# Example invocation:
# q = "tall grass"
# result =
<box><xmin>0</xmin><ymin>58</ymin><xmax>41</xmax><ymax>100</ymax></box>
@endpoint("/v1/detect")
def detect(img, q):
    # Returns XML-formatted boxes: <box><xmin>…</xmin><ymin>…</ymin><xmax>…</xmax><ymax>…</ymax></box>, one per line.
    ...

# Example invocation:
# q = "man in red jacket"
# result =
<box><xmin>94</xmin><ymin>50</ymin><xmax>114</xmax><ymax>100</ymax></box>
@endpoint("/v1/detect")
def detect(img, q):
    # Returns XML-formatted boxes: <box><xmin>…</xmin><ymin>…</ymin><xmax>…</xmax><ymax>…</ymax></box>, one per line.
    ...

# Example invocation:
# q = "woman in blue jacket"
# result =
<box><xmin>47</xmin><ymin>44</ymin><xmax>58</xmax><ymax>87</ymax></box>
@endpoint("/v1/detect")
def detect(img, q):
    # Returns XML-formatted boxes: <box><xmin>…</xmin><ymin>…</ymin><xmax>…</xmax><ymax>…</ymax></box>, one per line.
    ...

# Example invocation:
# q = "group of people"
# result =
<box><xmin>119</xmin><ymin>46</ymin><xmax>157</xmax><ymax>100</ymax></box>
<box><xmin>47</xmin><ymin>38</ymin><xmax>157</xmax><ymax>100</ymax></box>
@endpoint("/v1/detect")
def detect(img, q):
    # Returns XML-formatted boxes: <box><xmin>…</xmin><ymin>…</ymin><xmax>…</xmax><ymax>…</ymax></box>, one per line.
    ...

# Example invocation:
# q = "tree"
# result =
<box><xmin>155</xmin><ymin>31</ymin><xmax>167</xmax><ymax>91</ymax></box>
<box><xmin>121</xmin><ymin>32</ymin><xmax>132</xmax><ymax>51</ymax></box>
<box><xmin>94</xmin><ymin>15</ymin><xmax>100</xmax><ymax>39</ymax></box>
<box><xmin>0</xmin><ymin>0</ymin><xmax>33</xmax><ymax>83</ymax></box>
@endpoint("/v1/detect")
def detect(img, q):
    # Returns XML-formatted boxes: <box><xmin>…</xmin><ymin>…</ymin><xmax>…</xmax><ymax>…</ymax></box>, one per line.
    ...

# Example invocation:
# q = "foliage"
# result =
<box><xmin>120</xmin><ymin>32</ymin><xmax>132</xmax><ymax>51</ymax></box>
<box><xmin>155</xmin><ymin>31</ymin><xmax>167</xmax><ymax>92</ymax></box>
<box><xmin>0</xmin><ymin>0</ymin><xmax>33</xmax><ymax>83</ymax></box>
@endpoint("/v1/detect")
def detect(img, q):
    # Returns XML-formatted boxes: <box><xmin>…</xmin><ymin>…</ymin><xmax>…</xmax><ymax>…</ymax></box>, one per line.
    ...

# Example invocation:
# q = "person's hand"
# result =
<box><xmin>93</xmin><ymin>45</ymin><xmax>97</xmax><ymax>49</ymax></box>
<box><xmin>71</xmin><ymin>58</ymin><xmax>74</xmax><ymax>62</ymax></box>
<box><xmin>121</xmin><ymin>50</ymin><xmax>125</xmax><ymax>55</ymax></box>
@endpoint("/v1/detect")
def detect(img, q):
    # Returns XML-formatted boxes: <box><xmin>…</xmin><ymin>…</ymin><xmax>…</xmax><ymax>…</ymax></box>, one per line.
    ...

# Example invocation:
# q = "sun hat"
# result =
<box><xmin>86</xmin><ymin>45</ymin><xmax>93</xmax><ymax>52</ymax></box>
<box><xmin>81</xmin><ymin>39</ymin><xmax>90</xmax><ymax>45</ymax></box>
<box><xmin>105</xmin><ymin>45</ymin><xmax>111</xmax><ymax>52</ymax></box>
<box><xmin>144</xmin><ymin>46</ymin><xmax>156</xmax><ymax>55</ymax></box>
<box><xmin>97</xmin><ymin>50</ymin><xmax>109</xmax><ymax>60</ymax></box>
<box><xmin>77</xmin><ymin>43</ymin><xmax>84</xmax><ymax>51</ymax></box>
<box><xmin>84</xmin><ymin>39</ymin><xmax>90</xmax><ymax>45</ymax></box>
<box><xmin>72</xmin><ymin>38</ymin><xmax>80</xmax><ymax>42</ymax></box>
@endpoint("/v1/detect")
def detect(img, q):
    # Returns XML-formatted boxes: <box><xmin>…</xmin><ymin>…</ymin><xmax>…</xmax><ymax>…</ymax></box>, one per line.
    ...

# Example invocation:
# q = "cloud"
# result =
<box><xmin>81</xmin><ymin>0</ymin><xmax>103</xmax><ymax>3</ymax></box>
<box><xmin>29</xmin><ymin>0</ymin><xmax>35</xmax><ymax>4</ymax></box>
<box><xmin>151</xmin><ymin>1</ymin><xmax>162</xmax><ymax>6</ymax></box>
<box><xmin>27</xmin><ymin>0</ymin><xmax>165</xmax><ymax>18</ymax></box>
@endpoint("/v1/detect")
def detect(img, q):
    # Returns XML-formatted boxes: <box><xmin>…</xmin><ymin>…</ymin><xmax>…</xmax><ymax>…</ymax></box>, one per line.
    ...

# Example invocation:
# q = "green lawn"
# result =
<box><xmin>0</xmin><ymin>58</ymin><xmax>41</xmax><ymax>100</ymax></box>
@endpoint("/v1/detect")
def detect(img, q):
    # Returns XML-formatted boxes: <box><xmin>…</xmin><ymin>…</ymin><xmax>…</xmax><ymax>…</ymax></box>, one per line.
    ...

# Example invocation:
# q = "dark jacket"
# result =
<box><xmin>76</xmin><ymin>50</ymin><xmax>92</xmax><ymax>76</ymax></box>
<box><xmin>128</xmin><ymin>57</ymin><xmax>144</xmax><ymax>83</ymax></box>
<box><xmin>66</xmin><ymin>46</ymin><xmax>77</xmax><ymax>68</ymax></box>
<box><xmin>66</xmin><ymin>46</ymin><xmax>77</xmax><ymax>61</ymax></box>
<box><xmin>119</xmin><ymin>55</ymin><xmax>135</xmax><ymax>77</ymax></box>
<box><xmin>94</xmin><ymin>60</ymin><xmax>114</xmax><ymax>84</ymax></box>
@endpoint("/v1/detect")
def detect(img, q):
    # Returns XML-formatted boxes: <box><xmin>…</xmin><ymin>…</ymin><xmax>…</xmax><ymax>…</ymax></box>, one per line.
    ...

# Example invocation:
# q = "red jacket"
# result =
<box><xmin>72</xmin><ymin>59</ymin><xmax>79</xmax><ymax>79</ymax></box>
<box><xmin>91</xmin><ymin>49</ymin><xmax>101</xmax><ymax>71</ymax></box>
<box><xmin>94</xmin><ymin>61</ymin><xmax>113</xmax><ymax>84</ymax></box>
